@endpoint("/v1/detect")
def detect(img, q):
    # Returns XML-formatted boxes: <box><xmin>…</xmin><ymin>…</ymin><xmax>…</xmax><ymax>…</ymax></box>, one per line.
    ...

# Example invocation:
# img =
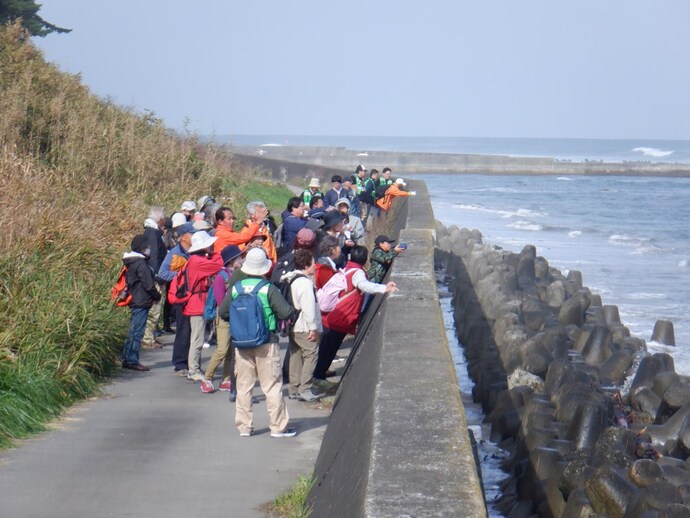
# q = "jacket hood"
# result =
<box><xmin>280</xmin><ymin>270</ymin><xmax>309</xmax><ymax>284</ymax></box>
<box><xmin>144</xmin><ymin>218</ymin><xmax>159</xmax><ymax>230</ymax></box>
<box><xmin>122</xmin><ymin>251</ymin><xmax>146</xmax><ymax>265</ymax></box>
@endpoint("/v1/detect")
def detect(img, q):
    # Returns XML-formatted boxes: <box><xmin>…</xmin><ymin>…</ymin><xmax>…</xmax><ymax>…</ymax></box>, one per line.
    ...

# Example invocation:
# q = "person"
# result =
<box><xmin>221</xmin><ymin>248</ymin><xmax>297</xmax><ymax>438</ymax></box>
<box><xmin>368</xmin><ymin>235</ymin><xmax>405</xmax><ymax>283</ymax></box>
<box><xmin>243</xmin><ymin>201</ymin><xmax>277</xmax><ymax>261</ymax></box>
<box><xmin>336</xmin><ymin>198</ymin><xmax>365</xmax><ymax>246</ymax></box>
<box><xmin>197</xmin><ymin>195</ymin><xmax>217</xmax><ymax>222</ymax></box>
<box><xmin>315</xmin><ymin>234</ymin><xmax>341</xmax><ymax>289</ymax></box>
<box><xmin>361</xmin><ymin>168</ymin><xmax>380</xmax><ymax>224</ymax></box>
<box><xmin>142</xmin><ymin>206</ymin><xmax>167</xmax><ymax>349</ymax></box>
<box><xmin>319</xmin><ymin>211</ymin><xmax>351</xmax><ymax>266</ymax></box>
<box><xmin>281</xmin><ymin>197</ymin><xmax>308</xmax><ymax>251</ymax></box>
<box><xmin>301</xmin><ymin>178</ymin><xmax>323</xmax><ymax>206</ymax></box>
<box><xmin>213</xmin><ymin>205</ymin><xmax>268</xmax><ymax>252</ymax></box>
<box><xmin>200</xmin><ymin>245</ymin><xmax>245</xmax><ymax>397</ymax></box>
<box><xmin>376</xmin><ymin>177</ymin><xmax>416</xmax><ymax>213</ymax></box>
<box><xmin>353</xmin><ymin>165</ymin><xmax>368</xmax><ymax>198</ymax></box>
<box><xmin>341</xmin><ymin>177</ymin><xmax>361</xmax><ymax>218</ymax></box>
<box><xmin>307</xmin><ymin>196</ymin><xmax>326</xmax><ymax>219</ymax></box>
<box><xmin>323</xmin><ymin>175</ymin><xmax>347</xmax><ymax>210</ymax></box>
<box><xmin>313</xmin><ymin>245</ymin><xmax>398</xmax><ymax>383</ymax></box>
<box><xmin>120</xmin><ymin>234</ymin><xmax>161</xmax><ymax>371</ymax></box>
<box><xmin>158</xmin><ymin>222</ymin><xmax>195</xmax><ymax>375</ymax></box>
<box><xmin>180</xmin><ymin>200</ymin><xmax>197</xmax><ymax>222</ymax></box>
<box><xmin>380</xmin><ymin>167</ymin><xmax>394</xmax><ymax>187</ymax></box>
<box><xmin>183</xmin><ymin>231</ymin><xmax>223</xmax><ymax>382</ymax></box>
<box><xmin>281</xmin><ymin>249</ymin><xmax>323</xmax><ymax>402</ymax></box>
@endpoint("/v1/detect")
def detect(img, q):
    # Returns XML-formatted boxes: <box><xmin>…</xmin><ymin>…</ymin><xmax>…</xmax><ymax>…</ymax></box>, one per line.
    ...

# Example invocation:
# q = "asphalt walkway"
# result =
<box><xmin>0</xmin><ymin>335</ymin><xmax>329</xmax><ymax>518</ymax></box>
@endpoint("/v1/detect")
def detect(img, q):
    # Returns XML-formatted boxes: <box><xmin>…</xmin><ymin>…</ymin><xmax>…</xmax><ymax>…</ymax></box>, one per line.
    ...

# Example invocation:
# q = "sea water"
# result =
<box><xmin>416</xmin><ymin>173</ymin><xmax>690</xmax><ymax>375</ymax></box>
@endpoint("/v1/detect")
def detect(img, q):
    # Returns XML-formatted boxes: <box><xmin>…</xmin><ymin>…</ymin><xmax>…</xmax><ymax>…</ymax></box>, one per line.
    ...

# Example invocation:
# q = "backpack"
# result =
<box><xmin>316</xmin><ymin>269</ymin><xmax>352</xmax><ymax>313</ymax></box>
<box><xmin>277</xmin><ymin>274</ymin><xmax>306</xmax><ymax>337</ymax></box>
<box><xmin>168</xmin><ymin>263</ymin><xmax>191</xmax><ymax>305</ymax></box>
<box><xmin>374</xmin><ymin>184</ymin><xmax>390</xmax><ymax>200</ymax></box>
<box><xmin>203</xmin><ymin>269</ymin><xmax>230</xmax><ymax>321</ymax></box>
<box><xmin>110</xmin><ymin>266</ymin><xmax>132</xmax><ymax>307</ymax></box>
<box><xmin>230</xmin><ymin>279</ymin><xmax>270</xmax><ymax>348</ymax></box>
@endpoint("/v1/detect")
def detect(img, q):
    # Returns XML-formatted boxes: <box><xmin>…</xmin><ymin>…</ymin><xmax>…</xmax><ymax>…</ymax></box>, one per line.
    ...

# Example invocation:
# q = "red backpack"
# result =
<box><xmin>110</xmin><ymin>266</ymin><xmax>132</xmax><ymax>307</ymax></box>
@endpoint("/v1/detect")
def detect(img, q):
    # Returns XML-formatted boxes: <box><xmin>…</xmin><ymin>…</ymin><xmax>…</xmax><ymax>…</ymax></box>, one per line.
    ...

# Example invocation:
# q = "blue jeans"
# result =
<box><xmin>121</xmin><ymin>306</ymin><xmax>149</xmax><ymax>365</ymax></box>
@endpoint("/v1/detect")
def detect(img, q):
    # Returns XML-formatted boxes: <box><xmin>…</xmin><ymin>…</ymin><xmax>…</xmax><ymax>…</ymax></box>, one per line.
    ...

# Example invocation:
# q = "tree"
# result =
<box><xmin>0</xmin><ymin>0</ymin><xmax>71</xmax><ymax>37</ymax></box>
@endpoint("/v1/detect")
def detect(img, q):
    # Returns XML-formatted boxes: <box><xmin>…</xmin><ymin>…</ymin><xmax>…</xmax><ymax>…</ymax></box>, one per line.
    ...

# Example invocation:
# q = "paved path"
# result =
<box><xmin>0</xmin><ymin>335</ymin><xmax>329</xmax><ymax>518</ymax></box>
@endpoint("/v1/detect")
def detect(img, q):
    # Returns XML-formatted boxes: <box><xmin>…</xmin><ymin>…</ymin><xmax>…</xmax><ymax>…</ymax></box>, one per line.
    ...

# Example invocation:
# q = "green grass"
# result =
<box><xmin>264</xmin><ymin>474</ymin><xmax>315</xmax><ymax>518</ymax></box>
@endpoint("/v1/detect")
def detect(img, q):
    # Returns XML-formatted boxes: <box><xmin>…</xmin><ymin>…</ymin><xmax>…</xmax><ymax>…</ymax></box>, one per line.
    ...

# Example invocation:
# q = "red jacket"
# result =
<box><xmin>182</xmin><ymin>253</ymin><xmax>223</xmax><ymax>316</ymax></box>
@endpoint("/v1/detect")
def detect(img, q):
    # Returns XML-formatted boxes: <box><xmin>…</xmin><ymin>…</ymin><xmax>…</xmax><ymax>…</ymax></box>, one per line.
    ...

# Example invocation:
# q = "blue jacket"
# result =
<box><xmin>157</xmin><ymin>243</ymin><xmax>190</xmax><ymax>282</ymax></box>
<box><xmin>323</xmin><ymin>188</ymin><xmax>350</xmax><ymax>209</ymax></box>
<box><xmin>281</xmin><ymin>215</ymin><xmax>308</xmax><ymax>250</ymax></box>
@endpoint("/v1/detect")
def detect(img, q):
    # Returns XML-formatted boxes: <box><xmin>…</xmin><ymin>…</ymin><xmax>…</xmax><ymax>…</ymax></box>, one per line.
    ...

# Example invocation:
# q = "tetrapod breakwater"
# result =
<box><xmin>436</xmin><ymin>223</ymin><xmax>690</xmax><ymax>517</ymax></box>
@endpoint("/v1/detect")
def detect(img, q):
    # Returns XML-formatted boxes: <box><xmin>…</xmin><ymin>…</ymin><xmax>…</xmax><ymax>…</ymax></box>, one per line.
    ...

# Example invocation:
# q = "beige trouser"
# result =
<box><xmin>235</xmin><ymin>342</ymin><xmax>289</xmax><ymax>434</ymax></box>
<box><xmin>204</xmin><ymin>316</ymin><xmax>234</xmax><ymax>382</ymax></box>
<box><xmin>142</xmin><ymin>285</ymin><xmax>162</xmax><ymax>345</ymax></box>
<box><xmin>188</xmin><ymin>315</ymin><xmax>205</xmax><ymax>374</ymax></box>
<box><xmin>288</xmin><ymin>331</ymin><xmax>320</xmax><ymax>396</ymax></box>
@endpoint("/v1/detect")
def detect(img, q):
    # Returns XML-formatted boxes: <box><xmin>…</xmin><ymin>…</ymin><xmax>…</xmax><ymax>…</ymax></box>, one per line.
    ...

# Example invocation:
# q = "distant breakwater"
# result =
<box><xmin>435</xmin><ymin>224</ymin><xmax>690</xmax><ymax>517</ymax></box>
<box><xmin>230</xmin><ymin>145</ymin><xmax>690</xmax><ymax>177</ymax></box>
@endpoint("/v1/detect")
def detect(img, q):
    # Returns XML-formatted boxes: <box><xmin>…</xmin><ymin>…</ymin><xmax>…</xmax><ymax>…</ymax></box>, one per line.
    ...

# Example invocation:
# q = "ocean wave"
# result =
<box><xmin>259</xmin><ymin>143</ymin><xmax>283</xmax><ymax>147</ymax></box>
<box><xmin>452</xmin><ymin>203</ymin><xmax>547</xmax><ymax>220</ymax></box>
<box><xmin>568</xmin><ymin>230</ymin><xmax>582</xmax><ymax>238</ymax></box>
<box><xmin>678</xmin><ymin>259</ymin><xmax>689</xmax><ymax>268</ymax></box>
<box><xmin>507</xmin><ymin>220</ymin><xmax>543</xmax><ymax>231</ymax></box>
<box><xmin>557</xmin><ymin>177</ymin><xmax>574</xmax><ymax>181</ymax></box>
<box><xmin>627</xmin><ymin>292</ymin><xmax>668</xmax><ymax>301</ymax></box>
<box><xmin>632</xmin><ymin>146</ymin><xmax>674</xmax><ymax>158</ymax></box>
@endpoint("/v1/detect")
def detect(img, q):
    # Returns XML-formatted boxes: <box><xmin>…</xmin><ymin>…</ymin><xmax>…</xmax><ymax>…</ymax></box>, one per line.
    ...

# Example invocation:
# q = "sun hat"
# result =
<box><xmin>221</xmin><ymin>245</ymin><xmax>244</xmax><ymax>265</ymax></box>
<box><xmin>323</xmin><ymin>211</ymin><xmax>345</xmax><ymax>230</ymax></box>
<box><xmin>181</xmin><ymin>200</ymin><xmax>197</xmax><ymax>212</ymax></box>
<box><xmin>395</xmin><ymin>178</ymin><xmax>407</xmax><ymax>186</ymax></box>
<box><xmin>336</xmin><ymin>197</ymin><xmax>351</xmax><ymax>209</ymax></box>
<box><xmin>374</xmin><ymin>235</ymin><xmax>396</xmax><ymax>246</ymax></box>
<box><xmin>308</xmin><ymin>178</ymin><xmax>321</xmax><ymax>188</ymax></box>
<box><xmin>177</xmin><ymin>222</ymin><xmax>196</xmax><ymax>236</ymax></box>
<box><xmin>188</xmin><ymin>231</ymin><xmax>217</xmax><ymax>253</ymax></box>
<box><xmin>197</xmin><ymin>195</ymin><xmax>215</xmax><ymax>211</ymax></box>
<box><xmin>171</xmin><ymin>212</ymin><xmax>187</xmax><ymax>229</ymax></box>
<box><xmin>241</xmin><ymin>248</ymin><xmax>272</xmax><ymax>276</ymax></box>
<box><xmin>295</xmin><ymin>228</ymin><xmax>316</xmax><ymax>247</ymax></box>
<box><xmin>193</xmin><ymin>220</ymin><xmax>213</xmax><ymax>231</ymax></box>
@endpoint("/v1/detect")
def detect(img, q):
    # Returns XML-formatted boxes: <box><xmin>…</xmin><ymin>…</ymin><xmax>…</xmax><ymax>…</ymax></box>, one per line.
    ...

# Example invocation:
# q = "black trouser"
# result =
<box><xmin>171</xmin><ymin>304</ymin><xmax>191</xmax><ymax>371</ymax></box>
<box><xmin>313</xmin><ymin>327</ymin><xmax>347</xmax><ymax>379</ymax></box>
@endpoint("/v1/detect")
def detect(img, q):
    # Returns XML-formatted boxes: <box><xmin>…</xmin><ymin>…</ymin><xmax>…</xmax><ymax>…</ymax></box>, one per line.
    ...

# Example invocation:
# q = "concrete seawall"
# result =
<box><xmin>231</xmin><ymin>145</ymin><xmax>690</xmax><ymax>177</ymax></box>
<box><xmin>307</xmin><ymin>183</ymin><xmax>487</xmax><ymax>516</ymax></box>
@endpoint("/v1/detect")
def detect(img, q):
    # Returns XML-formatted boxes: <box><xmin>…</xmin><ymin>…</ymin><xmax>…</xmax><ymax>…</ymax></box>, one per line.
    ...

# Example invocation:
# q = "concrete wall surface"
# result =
<box><xmin>307</xmin><ymin>183</ymin><xmax>486</xmax><ymax>517</ymax></box>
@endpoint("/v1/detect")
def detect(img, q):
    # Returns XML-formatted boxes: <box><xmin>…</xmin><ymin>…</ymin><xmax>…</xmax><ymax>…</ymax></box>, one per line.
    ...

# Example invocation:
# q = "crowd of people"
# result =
<box><xmin>118</xmin><ymin>165</ymin><xmax>415</xmax><ymax>438</ymax></box>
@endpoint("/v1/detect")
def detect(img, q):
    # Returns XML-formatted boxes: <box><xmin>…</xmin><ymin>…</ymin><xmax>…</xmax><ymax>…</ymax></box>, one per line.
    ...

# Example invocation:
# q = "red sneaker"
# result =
<box><xmin>218</xmin><ymin>379</ymin><xmax>232</xmax><ymax>392</ymax></box>
<box><xmin>200</xmin><ymin>379</ymin><xmax>215</xmax><ymax>393</ymax></box>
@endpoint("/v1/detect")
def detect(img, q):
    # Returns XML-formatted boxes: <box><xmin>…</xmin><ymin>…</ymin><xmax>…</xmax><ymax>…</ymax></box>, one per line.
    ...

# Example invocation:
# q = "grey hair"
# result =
<box><xmin>246</xmin><ymin>200</ymin><xmax>266</xmax><ymax>215</ymax></box>
<box><xmin>148</xmin><ymin>206</ymin><xmax>165</xmax><ymax>221</ymax></box>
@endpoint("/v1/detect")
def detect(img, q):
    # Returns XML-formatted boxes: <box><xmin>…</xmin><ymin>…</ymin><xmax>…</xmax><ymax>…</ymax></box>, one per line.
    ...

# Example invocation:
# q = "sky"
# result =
<box><xmin>33</xmin><ymin>1</ymin><xmax>690</xmax><ymax>140</ymax></box>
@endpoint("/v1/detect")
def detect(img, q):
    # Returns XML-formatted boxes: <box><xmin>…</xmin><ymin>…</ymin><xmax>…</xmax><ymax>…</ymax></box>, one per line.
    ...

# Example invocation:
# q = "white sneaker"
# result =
<box><xmin>239</xmin><ymin>430</ymin><xmax>253</xmax><ymax>437</ymax></box>
<box><xmin>187</xmin><ymin>370</ymin><xmax>205</xmax><ymax>382</ymax></box>
<box><xmin>270</xmin><ymin>427</ymin><xmax>297</xmax><ymax>438</ymax></box>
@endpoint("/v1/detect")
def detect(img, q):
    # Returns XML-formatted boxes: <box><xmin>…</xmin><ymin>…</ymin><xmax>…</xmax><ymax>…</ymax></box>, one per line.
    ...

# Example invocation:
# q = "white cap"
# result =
<box><xmin>181</xmin><ymin>200</ymin><xmax>196</xmax><ymax>211</ymax></box>
<box><xmin>395</xmin><ymin>178</ymin><xmax>407</xmax><ymax>186</ymax></box>
<box><xmin>171</xmin><ymin>212</ymin><xmax>187</xmax><ymax>228</ymax></box>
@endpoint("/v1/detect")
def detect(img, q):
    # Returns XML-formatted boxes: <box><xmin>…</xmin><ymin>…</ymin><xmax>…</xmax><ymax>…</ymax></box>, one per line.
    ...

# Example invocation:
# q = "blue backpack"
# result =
<box><xmin>230</xmin><ymin>279</ymin><xmax>270</xmax><ymax>348</ymax></box>
<box><xmin>203</xmin><ymin>269</ymin><xmax>230</xmax><ymax>321</ymax></box>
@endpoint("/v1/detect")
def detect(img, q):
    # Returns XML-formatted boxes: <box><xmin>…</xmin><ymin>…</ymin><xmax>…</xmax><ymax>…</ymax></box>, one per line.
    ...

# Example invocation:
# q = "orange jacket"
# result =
<box><xmin>240</xmin><ymin>220</ymin><xmax>277</xmax><ymax>262</ymax></box>
<box><xmin>213</xmin><ymin>222</ymin><xmax>259</xmax><ymax>253</ymax></box>
<box><xmin>376</xmin><ymin>184</ymin><xmax>411</xmax><ymax>212</ymax></box>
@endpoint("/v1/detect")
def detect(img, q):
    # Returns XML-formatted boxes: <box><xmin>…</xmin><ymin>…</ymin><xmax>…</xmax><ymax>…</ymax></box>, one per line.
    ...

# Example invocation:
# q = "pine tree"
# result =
<box><xmin>0</xmin><ymin>0</ymin><xmax>71</xmax><ymax>37</ymax></box>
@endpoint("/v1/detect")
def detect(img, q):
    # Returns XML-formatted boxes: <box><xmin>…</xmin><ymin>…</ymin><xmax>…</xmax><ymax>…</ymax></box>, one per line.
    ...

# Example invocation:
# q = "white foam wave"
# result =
<box><xmin>609</xmin><ymin>234</ymin><xmax>649</xmax><ymax>246</ymax></box>
<box><xmin>632</xmin><ymin>146</ymin><xmax>674</xmax><ymax>158</ymax></box>
<box><xmin>452</xmin><ymin>204</ymin><xmax>545</xmax><ymax>220</ymax></box>
<box><xmin>557</xmin><ymin>177</ymin><xmax>574</xmax><ymax>181</ymax></box>
<box><xmin>508</xmin><ymin>220</ymin><xmax>543</xmax><ymax>231</ymax></box>
<box><xmin>568</xmin><ymin>230</ymin><xmax>582</xmax><ymax>238</ymax></box>
<box><xmin>260</xmin><ymin>143</ymin><xmax>283</xmax><ymax>147</ymax></box>
<box><xmin>627</xmin><ymin>292</ymin><xmax>667</xmax><ymax>301</ymax></box>
<box><xmin>679</xmin><ymin>259</ymin><xmax>689</xmax><ymax>268</ymax></box>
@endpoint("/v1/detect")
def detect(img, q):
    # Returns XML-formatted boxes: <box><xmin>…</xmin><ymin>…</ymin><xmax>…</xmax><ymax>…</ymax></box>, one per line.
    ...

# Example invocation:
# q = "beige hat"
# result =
<box><xmin>171</xmin><ymin>212</ymin><xmax>187</xmax><ymax>228</ymax></box>
<box><xmin>308</xmin><ymin>178</ymin><xmax>321</xmax><ymax>188</ymax></box>
<box><xmin>188</xmin><ymin>231</ymin><xmax>217</xmax><ymax>253</ymax></box>
<box><xmin>193</xmin><ymin>220</ymin><xmax>213</xmax><ymax>231</ymax></box>
<box><xmin>241</xmin><ymin>248</ymin><xmax>272</xmax><ymax>276</ymax></box>
<box><xmin>181</xmin><ymin>200</ymin><xmax>196</xmax><ymax>211</ymax></box>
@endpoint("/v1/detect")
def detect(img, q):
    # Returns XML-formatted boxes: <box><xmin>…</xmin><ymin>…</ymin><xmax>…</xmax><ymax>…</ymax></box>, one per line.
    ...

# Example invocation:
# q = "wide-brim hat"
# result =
<box><xmin>193</xmin><ymin>220</ymin><xmax>213</xmax><ymax>231</ymax></box>
<box><xmin>221</xmin><ymin>245</ymin><xmax>244</xmax><ymax>265</ymax></box>
<box><xmin>171</xmin><ymin>212</ymin><xmax>187</xmax><ymax>229</ymax></box>
<box><xmin>308</xmin><ymin>177</ymin><xmax>321</xmax><ymax>188</ymax></box>
<box><xmin>323</xmin><ymin>211</ymin><xmax>345</xmax><ymax>230</ymax></box>
<box><xmin>241</xmin><ymin>248</ymin><xmax>272</xmax><ymax>276</ymax></box>
<box><xmin>188</xmin><ymin>231</ymin><xmax>217</xmax><ymax>253</ymax></box>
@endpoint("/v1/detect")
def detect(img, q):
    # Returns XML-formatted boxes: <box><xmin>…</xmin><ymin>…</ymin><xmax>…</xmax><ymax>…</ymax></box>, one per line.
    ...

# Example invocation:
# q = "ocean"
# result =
<box><xmin>220</xmin><ymin>135</ymin><xmax>690</xmax><ymax>374</ymax></box>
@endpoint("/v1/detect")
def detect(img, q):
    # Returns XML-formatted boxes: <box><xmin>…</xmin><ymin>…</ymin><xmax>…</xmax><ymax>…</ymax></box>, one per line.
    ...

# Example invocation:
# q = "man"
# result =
<box><xmin>361</xmin><ymin>168</ymin><xmax>380</xmax><ymax>224</ymax></box>
<box><xmin>183</xmin><ymin>231</ymin><xmax>223</xmax><ymax>382</ymax></box>
<box><xmin>158</xmin><ymin>222</ymin><xmax>195</xmax><ymax>375</ymax></box>
<box><xmin>282</xmin><ymin>249</ymin><xmax>323</xmax><ymax>402</ymax></box>
<box><xmin>142</xmin><ymin>206</ymin><xmax>167</xmax><ymax>349</ymax></box>
<box><xmin>121</xmin><ymin>234</ymin><xmax>161</xmax><ymax>371</ymax></box>
<box><xmin>243</xmin><ymin>201</ymin><xmax>277</xmax><ymax>261</ymax></box>
<box><xmin>381</xmin><ymin>167</ymin><xmax>394</xmax><ymax>187</ymax></box>
<box><xmin>323</xmin><ymin>175</ymin><xmax>347</xmax><ymax>210</ymax></box>
<box><xmin>180</xmin><ymin>200</ymin><xmax>197</xmax><ymax>222</ymax></box>
<box><xmin>214</xmin><ymin>205</ymin><xmax>268</xmax><ymax>252</ymax></box>
<box><xmin>301</xmin><ymin>178</ymin><xmax>323</xmax><ymax>206</ymax></box>
<box><xmin>281</xmin><ymin>197</ymin><xmax>308</xmax><ymax>251</ymax></box>
<box><xmin>341</xmin><ymin>177</ymin><xmax>361</xmax><ymax>218</ymax></box>
<box><xmin>307</xmin><ymin>196</ymin><xmax>326</xmax><ymax>219</ymax></box>
<box><xmin>376</xmin><ymin>177</ymin><xmax>416</xmax><ymax>213</ymax></box>
<box><xmin>220</xmin><ymin>248</ymin><xmax>297</xmax><ymax>438</ymax></box>
<box><xmin>336</xmin><ymin>198</ymin><xmax>365</xmax><ymax>245</ymax></box>
<box><xmin>368</xmin><ymin>235</ymin><xmax>406</xmax><ymax>283</ymax></box>
<box><xmin>353</xmin><ymin>165</ymin><xmax>368</xmax><ymax>196</ymax></box>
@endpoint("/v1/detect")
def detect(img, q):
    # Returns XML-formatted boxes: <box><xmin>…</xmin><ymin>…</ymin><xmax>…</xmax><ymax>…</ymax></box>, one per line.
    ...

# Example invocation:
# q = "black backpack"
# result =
<box><xmin>375</xmin><ymin>184</ymin><xmax>389</xmax><ymax>200</ymax></box>
<box><xmin>277</xmin><ymin>274</ymin><xmax>305</xmax><ymax>337</ymax></box>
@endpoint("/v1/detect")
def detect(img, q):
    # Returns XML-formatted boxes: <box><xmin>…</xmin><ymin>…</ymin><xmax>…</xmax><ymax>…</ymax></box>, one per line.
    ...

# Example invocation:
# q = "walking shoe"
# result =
<box><xmin>325</xmin><ymin>370</ymin><xmax>336</xmax><ymax>378</ymax></box>
<box><xmin>218</xmin><ymin>379</ymin><xmax>232</xmax><ymax>392</ymax></box>
<box><xmin>228</xmin><ymin>389</ymin><xmax>237</xmax><ymax>403</ymax></box>
<box><xmin>200</xmin><ymin>379</ymin><xmax>215</xmax><ymax>393</ymax></box>
<box><xmin>299</xmin><ymin>390</ymin><xmax>322</xmax><ymax>403</ymax></box>
<box><xmin>239</xmin><ymin>430</ymin><xmax>253</xmax><ymax>437</ymax></box>
<box><xmin>174</xmin><ymin>368</ymin><xmax>189</xmax><ymax>377</ymax></box>
<box><xmin>287</xmin><ymin>393</ymin><xmax>300</xmax><ymax>400</ymax></box>
<box><xmin>123</xmin><ymin>362</ymin><xmax>150</xmax><ymax>372</ymax></box>
<box><xmin>271</xmin><ymin>427</ymin><xmax>297</xmax><ymax>438</ymax></box>
<box><xmin>187</xmin><ymin>370</ymin><xmax>205</xmax><ymax>382</ymax></box>
<box><xmin>142</xmin><ymin>341</ymin><xmax>163</xmax><ymax>349</ymax></box>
